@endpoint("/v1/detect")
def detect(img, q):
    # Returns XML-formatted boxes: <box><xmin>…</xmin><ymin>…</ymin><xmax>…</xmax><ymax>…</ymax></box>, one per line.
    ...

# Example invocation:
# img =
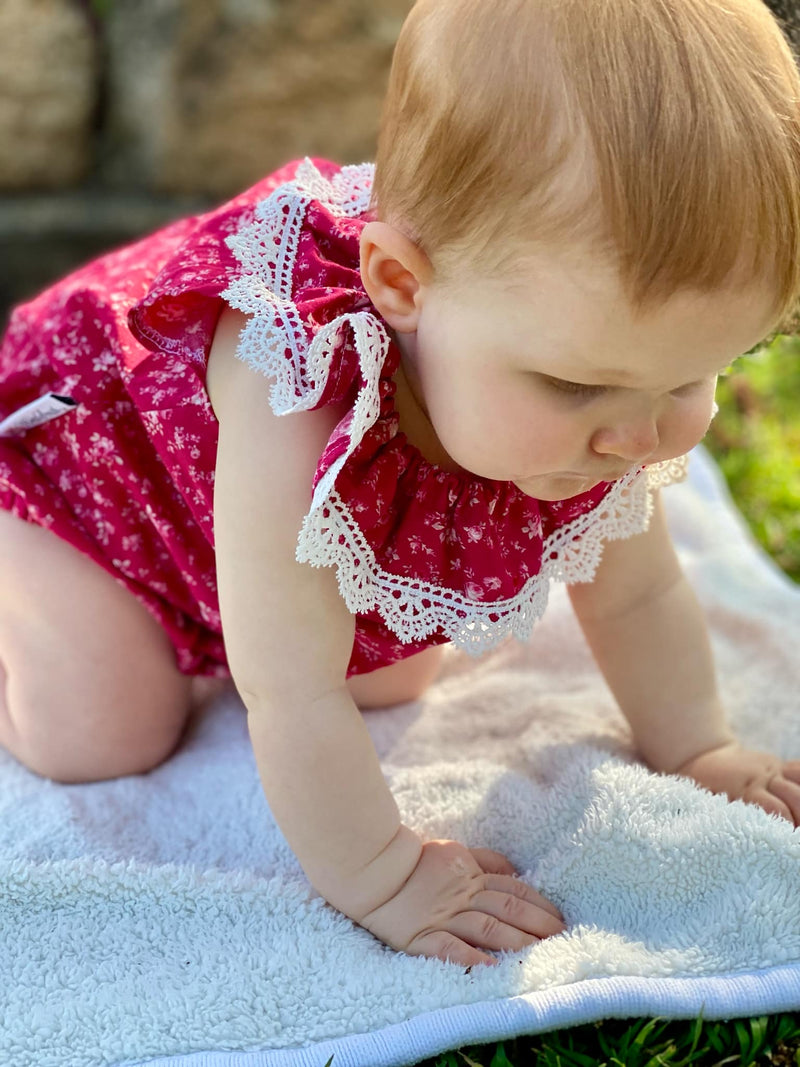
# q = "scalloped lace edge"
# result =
<box><xmin>219</xmin><ymin>157</ymin><xmax>690</xmax><ymax>655</ymax></box>
<box><xmin>296</xmin><ymin>460</ymin><xmax>688</xmax><ymax>655</ymax></box>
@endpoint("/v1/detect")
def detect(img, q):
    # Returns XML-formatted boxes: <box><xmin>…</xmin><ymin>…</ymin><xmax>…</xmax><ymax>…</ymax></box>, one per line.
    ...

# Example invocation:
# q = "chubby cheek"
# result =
<box><xmin>657</xmin><ymin>390</ymin><xmax>717</xmax><ymax>460</ymax></box>
<box><xmin>512</xmin><ymin>404</ymin><xmax>579</xmax><ymax>469</ymax></box>
<box><xmin>460</xmin><ymin>393</ymin><xmax>574</xmax><ymax>479</ymax></box>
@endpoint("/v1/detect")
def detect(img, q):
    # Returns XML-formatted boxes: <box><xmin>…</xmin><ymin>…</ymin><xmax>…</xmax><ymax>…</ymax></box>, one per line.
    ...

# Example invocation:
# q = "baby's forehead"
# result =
<box><xmin>468</xmin><ymin>264</ymin><xmax>776</xmax><ymax>379</ymax></box>
<box><xmin>488</xmin><ymin>251</ymin><xmax>775</xmax><ymax>323</ymax></box>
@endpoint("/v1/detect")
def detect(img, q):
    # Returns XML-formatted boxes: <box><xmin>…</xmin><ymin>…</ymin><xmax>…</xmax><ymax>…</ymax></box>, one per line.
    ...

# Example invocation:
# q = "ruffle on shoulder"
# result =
<box><xmin>220</xmin><ymin>159</ymin><xmax>689</xmax><ymax>656</ymax></box>
<box><xmin>126</xmin><ymin>158</ymin><xmax>364</xmax><ymax>376</ymax></box>
<box><xmin>221</xmin><ymin>158</ymin><xmax>376</xmax><ymax>414</ymax></box>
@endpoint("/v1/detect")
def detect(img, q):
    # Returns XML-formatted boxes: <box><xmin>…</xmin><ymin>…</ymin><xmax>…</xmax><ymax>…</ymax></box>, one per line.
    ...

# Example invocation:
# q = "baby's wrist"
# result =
<box><xmin>319</xmin><ymin>823</ymin><xmax>423</xmax><ymax>923</ymax></box>
<box><xmin>654</xmin><ymin>731</ymin><xmax>738</xmax><ymax>776</ymax></box>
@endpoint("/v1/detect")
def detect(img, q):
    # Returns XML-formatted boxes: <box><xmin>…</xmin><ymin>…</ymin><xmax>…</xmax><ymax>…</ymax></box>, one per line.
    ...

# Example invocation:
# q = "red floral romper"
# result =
<box><xmin>0</xmin><ymin>158</ymin><xmax>686</xmax><ymax>679</ymax></box>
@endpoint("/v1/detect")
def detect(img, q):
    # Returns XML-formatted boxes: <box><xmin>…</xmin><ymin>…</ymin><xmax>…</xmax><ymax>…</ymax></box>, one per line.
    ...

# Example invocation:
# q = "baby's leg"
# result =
<box><xmin>0</xmin><ymin>510</ymin><xmax>194</xmax><ymax>783</ymax></box>
<box><xmin>346</xmin><ymin>646</ymin><xmax>446</xmax><ymax>710</ymax></box>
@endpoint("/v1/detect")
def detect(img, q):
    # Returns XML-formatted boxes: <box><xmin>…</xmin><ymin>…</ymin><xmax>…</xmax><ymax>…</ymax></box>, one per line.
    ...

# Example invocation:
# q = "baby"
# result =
<box><xmin>0</xmin><ymin>0</ymin><xmax>799</xmax><ymax>970</ymax></box>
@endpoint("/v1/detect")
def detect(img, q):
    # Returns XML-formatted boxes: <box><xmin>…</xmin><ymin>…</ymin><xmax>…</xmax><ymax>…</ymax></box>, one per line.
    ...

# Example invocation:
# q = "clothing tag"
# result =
<box><xmin>0</xmin><ymin>393</ymin><xmax>77</xmax><ymax>437</ymax></box>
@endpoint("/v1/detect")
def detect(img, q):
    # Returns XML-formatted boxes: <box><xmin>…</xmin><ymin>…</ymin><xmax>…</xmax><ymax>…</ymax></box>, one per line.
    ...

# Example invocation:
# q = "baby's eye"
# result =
<box><xmin>543</xmin><ymin>376</ymin><xmax>609</xmax><ymax>398</ymax></box>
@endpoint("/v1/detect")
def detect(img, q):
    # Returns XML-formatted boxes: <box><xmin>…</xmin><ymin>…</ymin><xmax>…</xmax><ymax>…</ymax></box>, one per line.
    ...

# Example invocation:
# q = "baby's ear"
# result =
<box><xmin>359</xmin><ymin>221</ymin><xmax>433</xmax><ymax>332</ymax></box>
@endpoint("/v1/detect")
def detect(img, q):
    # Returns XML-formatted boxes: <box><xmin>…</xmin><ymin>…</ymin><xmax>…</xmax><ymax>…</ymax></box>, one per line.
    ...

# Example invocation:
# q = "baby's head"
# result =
<box><xmin>360</xmin><ymin>0</ymin><xmax>800</xmax><ymax>498</ymax></box>
<box><xmin>370</xmin><ymin>0</ymin><xmax>800</xmax><ymax>320</ymax></box>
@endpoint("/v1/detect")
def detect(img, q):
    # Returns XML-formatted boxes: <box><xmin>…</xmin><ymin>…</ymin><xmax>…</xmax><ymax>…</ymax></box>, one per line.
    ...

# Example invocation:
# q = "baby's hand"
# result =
<box><xmin>674</xmin><ymin>742</ymin><xmax>800</xmax><ymax>827</ymax></box>
<box><xmin>356</xmin><ymin>839</ymin><xmax>566</xmax><ymax>968</ymax></box>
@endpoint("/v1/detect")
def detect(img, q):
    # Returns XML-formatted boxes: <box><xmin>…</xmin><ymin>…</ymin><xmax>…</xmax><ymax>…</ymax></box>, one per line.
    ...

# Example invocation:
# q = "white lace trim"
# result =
<box><xmin>296</xmin><ymin>460</ymin><xmax>687</xmax><ymax>654</ymax></box>
<box><xmin>220</xmin><ymin>158</ymin><xmax>689</xmax><ymax>656</ymax></box>
<box><xmin>221</xmin><ymin>158</ymin><xmax>375</xmax><ymax>416</ymax></box>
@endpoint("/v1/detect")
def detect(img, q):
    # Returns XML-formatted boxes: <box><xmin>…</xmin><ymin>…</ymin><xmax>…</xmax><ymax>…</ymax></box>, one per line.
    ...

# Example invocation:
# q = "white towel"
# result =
<box><xmin>0</xmin><ymin>443</ymin><xmax>798</xmax><ymax>1067</ymax></box>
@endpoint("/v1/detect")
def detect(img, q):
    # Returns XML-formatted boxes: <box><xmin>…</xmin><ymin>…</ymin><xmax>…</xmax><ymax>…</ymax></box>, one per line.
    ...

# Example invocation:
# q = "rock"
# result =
<box><xmin>101</xmin><ymin>0</ymin><xmax>411</xmax><ymax>197</ymax></box>
<box><xmin>0</xmin><ymin>0</ymin><xmax>97</xmax><ymax>190</ymax></box>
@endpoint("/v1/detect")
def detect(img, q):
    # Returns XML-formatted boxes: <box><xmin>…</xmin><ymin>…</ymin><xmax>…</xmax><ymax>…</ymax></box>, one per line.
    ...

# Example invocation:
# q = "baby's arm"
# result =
<box><xmin>207</xmin><ymin>306</ymin><xmax>564</xmax><ymax>965</ymax></box>
<box><xmin>567</xmin><ymin>492</ymin><xmax>800</xmax><ymax>825</ymax></box>
<box><xmin>208</xmin><ymin>308</ymin><xmax>415</xmax><ymax>914</ymax></box>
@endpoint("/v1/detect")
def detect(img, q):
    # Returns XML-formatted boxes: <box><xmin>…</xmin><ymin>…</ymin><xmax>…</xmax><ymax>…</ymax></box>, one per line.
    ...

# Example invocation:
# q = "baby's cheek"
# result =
<box><xmin>666</xmin><ymin>395</ymin><xmax>717</xmax><ymax>454</ymax></box>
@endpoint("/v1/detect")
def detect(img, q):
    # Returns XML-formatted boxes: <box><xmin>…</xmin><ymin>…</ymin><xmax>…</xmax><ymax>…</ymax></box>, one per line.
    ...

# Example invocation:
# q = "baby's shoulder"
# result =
<box><xmin>205</xmin><ymin>305</ymin><xmax>251</xmax><ymax>423</ymax></box>
<box><xmin>206</xmin><ymin>302</ymin><xmax>350</xmax><ymax>438</ymax></box>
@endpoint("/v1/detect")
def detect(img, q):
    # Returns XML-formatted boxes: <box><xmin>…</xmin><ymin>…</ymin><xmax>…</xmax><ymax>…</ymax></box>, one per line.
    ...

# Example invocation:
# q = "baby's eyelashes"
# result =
<box><xmin>535</xmin><ymin>373</ymin><xmax>712</xmax><ymax>401</ymax></box>
<box><xmin>536</xmin><ymin>375</ymin><xmax>611</xmax><ymax>400</ymax></box>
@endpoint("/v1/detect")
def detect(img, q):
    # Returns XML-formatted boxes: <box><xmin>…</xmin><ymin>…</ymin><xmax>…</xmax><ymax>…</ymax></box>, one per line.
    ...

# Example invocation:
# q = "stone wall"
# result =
<box><xmin>0</xmin><ymin>0</ymin><xmax>97</xmax><ymax>189</ymax></box>
<box><xmin>1</xmin><ymin>0</ymin><xmax>410</xmax><ymax>195</ymax></box>
<box><xmin>1</xmin><ymin>0</ymin><xmax>410</xmax><ymax>320</ymax></box>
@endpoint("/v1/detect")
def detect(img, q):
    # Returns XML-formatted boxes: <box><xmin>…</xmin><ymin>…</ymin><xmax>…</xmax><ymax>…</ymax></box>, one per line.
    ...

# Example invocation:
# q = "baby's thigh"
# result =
<box><xmin>0</xmin><ymin>510</ymin><xmax>193</xmax><ymax>783</ymax></box>
<box><xmin>346</xmin><ymin>646</ymin><xmax>446</xmax><ymax>710</ymax></box>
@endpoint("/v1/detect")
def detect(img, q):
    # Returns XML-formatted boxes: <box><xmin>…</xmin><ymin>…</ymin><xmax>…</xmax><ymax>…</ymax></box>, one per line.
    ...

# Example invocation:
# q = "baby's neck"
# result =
<box><xmin>391</xmin><ymin>332</ymin><xmax>466</xmax><ymax>476</ymax></box>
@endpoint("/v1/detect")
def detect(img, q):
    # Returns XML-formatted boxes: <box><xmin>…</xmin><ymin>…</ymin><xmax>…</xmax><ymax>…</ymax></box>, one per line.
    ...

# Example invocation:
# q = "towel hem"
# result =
<box><xmin>122</xmin><ymin>961</ymin><xmax>800</xmax><ymax>1067</ymax></box>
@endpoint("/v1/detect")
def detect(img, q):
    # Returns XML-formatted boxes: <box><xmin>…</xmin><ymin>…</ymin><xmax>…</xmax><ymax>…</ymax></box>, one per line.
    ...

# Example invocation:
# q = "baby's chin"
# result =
<box><xmin>511</xmin><ymin>463</ymin><xmax>641</xmax><ymax>500</ymax></box>
<box><xmin>512</xmin><ymin>472</ymin><xmax>604</xmax><ymax>501</ymax></box>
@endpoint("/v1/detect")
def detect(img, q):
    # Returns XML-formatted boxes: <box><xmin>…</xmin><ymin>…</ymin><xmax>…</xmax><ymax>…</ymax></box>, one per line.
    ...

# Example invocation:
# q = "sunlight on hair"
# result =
<box><xmin>372</xmin><ymin>0</ymin><xmax>800</xmax><ymax>328</ymax></box>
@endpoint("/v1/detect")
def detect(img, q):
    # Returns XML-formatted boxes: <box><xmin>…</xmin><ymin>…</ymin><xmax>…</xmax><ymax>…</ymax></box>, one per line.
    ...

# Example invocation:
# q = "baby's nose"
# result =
<box><xmin>591</xmin><ymin>415</ymin><xmax>660</xmax><ymax>463</ymax></box>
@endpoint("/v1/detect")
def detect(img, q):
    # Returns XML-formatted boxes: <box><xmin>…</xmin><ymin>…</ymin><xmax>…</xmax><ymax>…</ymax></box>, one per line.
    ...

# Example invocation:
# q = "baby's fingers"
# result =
<box><xmin>470</xmin><ymin>848</ymin><xmax>567</xmax><ymax>926</ymax></box>
<box><xmin>406</xmin><ymin>929</ymin><xmax>501</xmax><ymax>968</ymax></box>
<box><xmin>469</xmin><ymin>847</ymin><xmax>517</xmax><ymax>876</ymax></box>
<box><xmin>780</xmin><ymin>760</ymin><xmax>800</xmax><ymax>784</ymax></box>
<box><xmin>747</xmin><ymin>786</ymin><xmax>794</xmax><ymax>825</ymax></box>
<box><xmin>445</xmin><ymin>905</ymin><xmax>552</xmax><ymax>956</ymax></box>
<box><xmin>470</xmin><ymin>887</ymin><xmax>566</xmax><ymax>939</ymax></box>
<box><xmin>483</xmin><ymin>871</ymin><xmax>566</xmax><ymax>924</ymax></box>
<box><xmin>767</xmin><ymin>774</ymin><xmax>800</xmax><ymax>827</ymax></box>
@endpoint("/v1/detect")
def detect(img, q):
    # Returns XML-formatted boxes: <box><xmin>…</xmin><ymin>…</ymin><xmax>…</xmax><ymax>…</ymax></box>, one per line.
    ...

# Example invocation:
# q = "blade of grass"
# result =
<box><xmin>489</xmin><ymin>1042</ymin><xmax>516</xmax><ymax>1067</ymax></box>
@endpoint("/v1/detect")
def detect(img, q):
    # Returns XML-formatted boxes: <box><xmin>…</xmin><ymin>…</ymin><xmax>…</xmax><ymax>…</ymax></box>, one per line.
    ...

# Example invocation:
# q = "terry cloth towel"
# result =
<box><xmin>0</xmin><ymin>442</ymin><xmax>798</xmax><ymax>1067</ymax></box>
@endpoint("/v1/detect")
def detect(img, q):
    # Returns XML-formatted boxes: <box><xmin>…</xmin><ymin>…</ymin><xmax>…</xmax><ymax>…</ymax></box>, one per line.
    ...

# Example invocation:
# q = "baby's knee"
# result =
<box><xmin>8</xmin><ymin>696</ymin><xmax>191</xmax><ymax>784</ymax></box>
<box><xmin>0</xmin><ymin>630</ymin><xmax>193</xmax><ymax>784</ymax></box>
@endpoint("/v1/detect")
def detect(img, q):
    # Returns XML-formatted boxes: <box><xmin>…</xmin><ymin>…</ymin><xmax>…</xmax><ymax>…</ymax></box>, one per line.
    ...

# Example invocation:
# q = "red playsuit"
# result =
<box><xmin>0</xmin><ymin>158</ymin><xmax>686</xmax><ymax>679</ymax></box>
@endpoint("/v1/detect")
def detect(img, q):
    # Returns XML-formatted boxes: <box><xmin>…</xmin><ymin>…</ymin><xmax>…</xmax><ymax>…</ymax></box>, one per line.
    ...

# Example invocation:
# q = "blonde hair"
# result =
<box><xmin>372</xmin><ymin>0</ymin><xmax>800</xmax><ymax>326</ymax></box>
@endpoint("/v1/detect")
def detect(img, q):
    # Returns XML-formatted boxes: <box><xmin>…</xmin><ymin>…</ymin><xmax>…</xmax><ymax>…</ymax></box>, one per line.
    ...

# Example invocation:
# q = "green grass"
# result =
<box><xmin>705</xmin><ymin>333</ymin><xmax>800</xmax><ymax>582</ymax></box>
<box><xmin>406</xmin><ymin>1011</ymin><xmax>800</xmax><ymax>1066</ymax></box>
<box><xmin>379</xmin><ymin>334</ymin><xmax>800</xmax><ymax>1067</ymax></box>
<box><xmin>321</xmin><ymin>1012</ymin><xmax>800</xmax><ymax>1066</ymax></box>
